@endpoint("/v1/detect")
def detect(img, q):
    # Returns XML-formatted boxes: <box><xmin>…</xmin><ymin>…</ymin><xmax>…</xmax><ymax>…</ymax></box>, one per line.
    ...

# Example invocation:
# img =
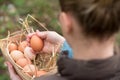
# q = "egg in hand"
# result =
<box><xmin>30</xmin><ymin>35</ymin><xmax>44</xmax><ymax>52</ymax></box>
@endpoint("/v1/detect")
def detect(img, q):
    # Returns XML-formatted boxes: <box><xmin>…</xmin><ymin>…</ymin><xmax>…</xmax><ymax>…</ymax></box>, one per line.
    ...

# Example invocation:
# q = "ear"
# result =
<box><xmin>59</xmin><ymin>12</ymin><xmax>72</xmax><ymax>33</ymax></box>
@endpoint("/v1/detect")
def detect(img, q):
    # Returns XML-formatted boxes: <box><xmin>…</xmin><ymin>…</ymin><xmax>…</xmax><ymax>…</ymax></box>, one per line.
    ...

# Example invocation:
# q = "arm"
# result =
<box><xmin>7</xmin><ymin>31</ymin><xmax>73</xmax><ymax>80</ymax></box>
<box><xmin>35</xmin><ymin>30</ymin><xmax>73</xmax><ymax>57</ymax></box>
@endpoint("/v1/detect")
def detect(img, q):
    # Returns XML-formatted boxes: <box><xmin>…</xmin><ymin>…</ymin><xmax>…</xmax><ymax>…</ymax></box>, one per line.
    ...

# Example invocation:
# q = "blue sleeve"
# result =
<box><xmin>61</xmin><ymin>41</ymin><xmax>73</xmax><ymax>58</ymax></box>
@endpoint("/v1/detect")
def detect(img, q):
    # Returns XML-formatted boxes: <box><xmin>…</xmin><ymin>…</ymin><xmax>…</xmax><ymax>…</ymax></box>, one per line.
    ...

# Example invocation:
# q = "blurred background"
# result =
<box><xmin>0</xmin><ymin>0</ymin><xmax>61</xmax><ymax>79</ymax></box>
<box><xmin>1</xmin><ymin>0</ymin><xmax>120</xmax><ymax>80</ymax></box>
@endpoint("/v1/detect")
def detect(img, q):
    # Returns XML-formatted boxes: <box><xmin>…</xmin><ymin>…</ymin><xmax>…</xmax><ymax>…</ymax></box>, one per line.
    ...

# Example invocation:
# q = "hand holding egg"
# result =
<box><xmin>1</xmin><ymin>16</ymin><xmax>59</xmax><ymax>79</ymax></box>
<box><xmin>30</xmin><ymin>35</ymin><xmax>43</xmax><ymax>52</ymax></box>
<box><xmin>7</xmin><ymin>29</ymin><xmax>64</xmax><ymax>78</ymax></box>
<box><xmin>27</xmin><ymin>30</ymin><xmax>65</xmax><ymax>53</ymax></box>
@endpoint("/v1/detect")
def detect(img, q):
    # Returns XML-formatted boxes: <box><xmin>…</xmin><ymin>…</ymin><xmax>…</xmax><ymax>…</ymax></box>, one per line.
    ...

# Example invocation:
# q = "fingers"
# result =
<box><xmin>6</xmin><ymin>61</ymin><xmax>22</xmax><ymax>80</ymax></box>
<box><xmin>6</xmin><ymin>61</ymin><xmax>16</xmax><ymax>77</ymax></box>
<box><xmin>36</xmin><ymin>30</ymin><xmax>48</xmax><ymax>39</ymax></box>
<box><xmin>42</xmin><ymin>41</ymin><xmax>54</xmax><ymax>53</ymax></box>
<box><xmin>26</xmin><ymin>32</ymin><xmax>36</xmax><ymax>42</ymax></box>
<box><xmin>27</xmin><ymin>30</ymin><xmax>49</xmax><ymax>41</ymax></box>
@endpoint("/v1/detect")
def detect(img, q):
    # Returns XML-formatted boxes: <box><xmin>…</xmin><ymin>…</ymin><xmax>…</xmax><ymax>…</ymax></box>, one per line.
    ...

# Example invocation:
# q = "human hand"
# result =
<box><xmin>27</xmin><ymin>30</ymin><xmax>65</xmax><ymax>53</ymax></box>
<box><xmin>6</xmin><ymin>61</ymin><xmax>22</xmax><ymax>80</ymax></box>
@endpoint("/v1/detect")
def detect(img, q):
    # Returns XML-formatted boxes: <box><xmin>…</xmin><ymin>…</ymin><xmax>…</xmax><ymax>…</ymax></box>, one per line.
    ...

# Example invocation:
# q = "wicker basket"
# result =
<box><xmin>0</xmin><ymin>15</ymin><xmax>59</xmax><ymax>80</ymax></box>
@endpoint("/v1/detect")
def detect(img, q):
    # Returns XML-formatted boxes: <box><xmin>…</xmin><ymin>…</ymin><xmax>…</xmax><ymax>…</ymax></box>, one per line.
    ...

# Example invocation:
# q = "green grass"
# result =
<box><xmin>0</xmin><ymin>0</ymin><xmax>61</xmax><ymax>38</ymax></box>
<box><xmin>0</xmin><ymin>57</ymin><xmax>10</xmax><ymax>80</ymax></box>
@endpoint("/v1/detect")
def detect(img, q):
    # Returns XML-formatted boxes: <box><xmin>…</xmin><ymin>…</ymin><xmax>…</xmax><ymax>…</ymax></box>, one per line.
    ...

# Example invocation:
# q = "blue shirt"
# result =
<box><xmin>61</xmin><ymin>41</ymin><xmax>73</xmax><ymax>58</ymax></box>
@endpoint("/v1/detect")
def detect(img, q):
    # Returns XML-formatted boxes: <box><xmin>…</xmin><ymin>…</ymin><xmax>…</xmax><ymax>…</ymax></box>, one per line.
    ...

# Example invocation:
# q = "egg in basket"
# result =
<box><xmin>0</xmin><ymin>15</ymin><xmax>60</xmax><ymax>80</ymax></box>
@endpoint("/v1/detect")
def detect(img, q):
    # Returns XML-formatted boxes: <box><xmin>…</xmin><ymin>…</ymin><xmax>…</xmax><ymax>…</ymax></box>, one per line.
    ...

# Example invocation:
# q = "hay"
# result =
<box><xmin>0</xmin><ymin>15</ymin><xmax>59</xmax><ymax>80</ymax></box>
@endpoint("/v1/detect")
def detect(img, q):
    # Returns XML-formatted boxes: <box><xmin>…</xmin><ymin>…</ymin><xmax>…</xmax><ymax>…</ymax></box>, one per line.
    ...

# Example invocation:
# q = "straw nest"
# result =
<box><xmin>0</xmin><ymin>15</ymin><xmax>59</xmax><ymax>80</ymax></box>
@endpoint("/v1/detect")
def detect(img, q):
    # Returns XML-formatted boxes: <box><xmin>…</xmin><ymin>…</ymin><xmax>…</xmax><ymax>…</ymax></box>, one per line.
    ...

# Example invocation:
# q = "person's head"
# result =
<box><xmin>59</xmin><ymin>0</ymin><xmax>120</xmax><ymax>44</ymax></box>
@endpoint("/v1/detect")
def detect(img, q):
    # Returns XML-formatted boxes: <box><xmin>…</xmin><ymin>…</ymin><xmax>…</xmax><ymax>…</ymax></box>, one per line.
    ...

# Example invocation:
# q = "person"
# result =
<box><xmin>5</xmin><ymin>0</ymin><xmax>120</xmax><ymax>80</ymax></box>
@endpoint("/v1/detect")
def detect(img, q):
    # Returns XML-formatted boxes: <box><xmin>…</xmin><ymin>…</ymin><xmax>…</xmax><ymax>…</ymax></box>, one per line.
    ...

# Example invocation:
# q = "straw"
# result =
<box><xmin>0</xmin><ymin>14</ymin><xmax>60</xmax><ymax>80</ymax></box>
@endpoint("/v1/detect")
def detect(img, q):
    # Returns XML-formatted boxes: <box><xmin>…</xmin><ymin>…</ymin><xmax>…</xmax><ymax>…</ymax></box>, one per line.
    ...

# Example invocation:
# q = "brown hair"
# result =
<box><xmin>59</xmin><ymin>0</ymin><xmax>120</xmax><ymax>39</ymax></box>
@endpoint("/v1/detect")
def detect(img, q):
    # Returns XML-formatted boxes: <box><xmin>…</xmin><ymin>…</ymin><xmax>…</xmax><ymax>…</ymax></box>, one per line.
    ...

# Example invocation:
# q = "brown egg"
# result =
<box><xmin>16</xmin><ymin>58</ymin><xmax>31</xmax><ymax>67</ymax></box>
<box><xmin>18</xmin><ymin>41</ymin><xmax>29</xmax><ymax>52</ymax></box>
<box><xmin>24</xmin><ymin>47</ymin><xmax>36</xmax><ymax>60</ymax></box>
<box><xmin>10</xmin><ymin>50</ymin><xmax>24</xmax><ymax>61</ymax></box>
<box><xmin>36</xmin><ymin>70</ymin><xmax>47</xmax><ymax>77</ymax></box>
<box><xmin>23</xmin><ymin>64</ymin><xmax>38</xmax><ymax>76</ymax></box>
<box><xmin>30</xmin><ymin>35</ymin><xmax>43</xmax><ymax>52</ymax></box>
<box><xmin>8</xmin><ymin>43</ymin><xmax>18</xmax><ymax>52</ymax></box>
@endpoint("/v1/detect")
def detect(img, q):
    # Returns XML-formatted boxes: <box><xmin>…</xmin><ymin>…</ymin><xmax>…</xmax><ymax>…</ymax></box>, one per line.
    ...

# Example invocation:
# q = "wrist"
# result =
<box><xmin>60</xmin><ymin>37</ymin><xmax>65</xmax><ymax>45</ymax></box>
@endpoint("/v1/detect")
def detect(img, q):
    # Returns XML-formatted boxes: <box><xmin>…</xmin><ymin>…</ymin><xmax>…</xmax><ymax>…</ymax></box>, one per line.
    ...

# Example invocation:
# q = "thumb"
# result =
<box><xmin>6</xmin><ymin>62</ymin><xmax>15</xmax><ymax>76</ymax></box>
<box><xmin>36</xmin><ymin>30</ymin><xmax>48</xmax><ymax>39</ymax></box>
<box><xmin>6</xmin><ymin>62</ymin><xmax>17</xmax><ymax>77</ymax></box>
<box><xmin>6</xmin><ymin>61</ymin><xmax>22</xmax><ymax>80</ymax></box>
